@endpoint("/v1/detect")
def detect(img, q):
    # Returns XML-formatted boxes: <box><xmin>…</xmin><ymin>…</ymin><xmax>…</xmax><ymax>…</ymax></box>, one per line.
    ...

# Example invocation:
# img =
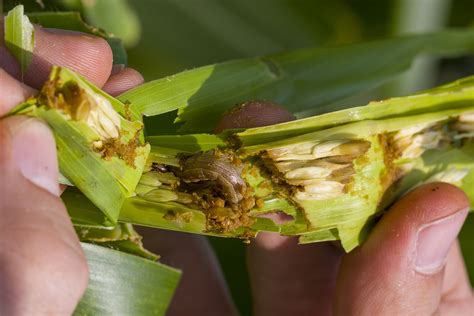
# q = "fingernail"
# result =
<box><xmin>12</xmin><ymin>119</ymin><xmax>59</xmax><ymax>196</ymax></box>
<box><xmin>111</xmin><ymin>64</ymin><xmax>125</xmax><ymax>75</ymax></box>
<box><xmin>415</xmin><ymin>208</ymin><xmax>468</xmax><ymax>274</ymax></box>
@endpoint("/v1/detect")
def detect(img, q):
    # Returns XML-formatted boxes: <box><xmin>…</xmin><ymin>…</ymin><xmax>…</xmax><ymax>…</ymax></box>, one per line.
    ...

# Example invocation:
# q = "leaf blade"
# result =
<box><xmin>4</xmin><ymin>5</ymin><xmax>35</xmax><ymax>77</ymax></box>
<box><xmin>75</xmin><ymin>243</ymin><xmax>180</xmax><ymax>316</ymax></box>
<box><xmin>119</xmin><ymin>28</ymin><xmax>474</xmax><ymax>133</ymax></box>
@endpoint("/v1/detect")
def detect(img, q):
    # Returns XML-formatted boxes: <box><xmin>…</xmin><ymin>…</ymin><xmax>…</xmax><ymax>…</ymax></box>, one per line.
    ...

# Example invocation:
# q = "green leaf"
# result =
<box><xmin>124</xmin><ymin>0</ymin><xmax>362</xmax><ymax>79</ymax></box>
<box><xmin>42</xmin><ymin>109</ymin><xmax>127</xmax><ymax>225</ymax></box>
<box><xmin>106</xmin><ymin>37</ymin><xmax>128</xmax><ymax>66</ymax></box>
<box><xmin>75</xmin><ymin>243</ymin><xmax>180</xmax><ymax>316</ymax></box>
<box><xmin>80</xmin><ymin>0</ymin><xmax>141</xmax><ymax>47</ymax></box>
<box><xmin>76</xmin><ymin>223</ymin><xmax>159</xmax><ymax>261</ymax></box>
<box><xmin>63</xmin><ymin>188</ymin><xmax>112</xmax><ymax>227</ymax></box>
<box><xmin>119</xmin><ymin>28</ymin><xmax>474</xmax><ymax>133</ymax></box>
<box><xmin>27</xmin><ymin>11</ymin><xmax>107</xmax><ymax>35</ymax></box>
<box><xmin>4</xmin><ymin>5</ymin><xmax>35</xmax><ymax>77</ymax></box>
<box><xmin>146</xmin><ymin>134</ymin><xmax>225</xmax><ymax>152</ymax></box>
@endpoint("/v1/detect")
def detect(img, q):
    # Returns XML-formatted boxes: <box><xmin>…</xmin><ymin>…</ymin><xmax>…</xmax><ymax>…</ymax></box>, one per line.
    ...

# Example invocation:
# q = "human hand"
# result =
<box><xmin>0</xmin><ymin>24</ymin><xmax>143</xmax><ymax>314</ymax></box>
<box><xmin>217</xmin><ymin>102</ymin><xmax>474</xmax><ymax>316</ymax></box>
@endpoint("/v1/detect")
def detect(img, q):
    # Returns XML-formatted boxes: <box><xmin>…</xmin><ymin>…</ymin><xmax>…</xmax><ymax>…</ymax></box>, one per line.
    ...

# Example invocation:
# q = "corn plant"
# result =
<box><xmin>3</xmin><ymin>4</ymin><xmax>474</xmax><ymax>315</ymax></box>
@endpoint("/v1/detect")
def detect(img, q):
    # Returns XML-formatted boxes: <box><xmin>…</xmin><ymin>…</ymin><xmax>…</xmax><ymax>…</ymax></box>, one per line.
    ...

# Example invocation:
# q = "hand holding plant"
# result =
<box><xmin>1</xmin><ymin>4</ymin><xmax>473</xmax><ymax>315</ymax></box>
<box><xmin>0</xmin><ymin>23</ymin><xmax>144</xmax><ymax>314</ymax></box>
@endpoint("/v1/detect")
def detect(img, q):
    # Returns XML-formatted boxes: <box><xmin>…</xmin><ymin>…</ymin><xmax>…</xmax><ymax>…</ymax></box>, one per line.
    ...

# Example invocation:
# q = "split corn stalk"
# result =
<box><xmin>12</xmin><ymin>68</ymin><xmax>474</xmax><ymax>252</ymax></box>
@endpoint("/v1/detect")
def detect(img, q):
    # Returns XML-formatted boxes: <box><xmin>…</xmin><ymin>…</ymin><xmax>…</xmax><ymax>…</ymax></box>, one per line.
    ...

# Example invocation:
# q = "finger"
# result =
<box><xmin>102</xmin><ymin>67</ymin><xmax>144</xmax><ymax>97</ymax></box>
<box><xmin>0</xmin><ymin>116</ymin><xmax>88</xmax><ymax>314</ymax></box>
<box><xmin>439</xmin><ymin>241</ymin><xmax>474</xmax><ymax>314</ymax></box>
<box><xmin>1</xmin><ymin>25</ymin><xmax>113</xmax><ymax>88</ymax></box>
<box><xmin>137</xmin><ymin>228</ymin><xmax>238</xmax><ymax>316</ymax></box>
<box><xmin>334</xmin><ymin>182</ymin><xmax>470</xmax><ymax>315</ymax></box>
<box><xmin>247</xmin><ymin>237</ymin><xmax>342</xmax><ymax>315</ymax></box>
<box><xmin>215</xmin><ymin>101</ymin><xmax>343</xmax><ymax>315</ymax></box>
<box><xmin>0</xmin><ymin>69</ymin><xmax>36</xmax><ymax>115</ymax></box>
<box><xmin>214</xmin><ymin>100</ymin><xmax>296</xmax><ymax>134</ymax></box>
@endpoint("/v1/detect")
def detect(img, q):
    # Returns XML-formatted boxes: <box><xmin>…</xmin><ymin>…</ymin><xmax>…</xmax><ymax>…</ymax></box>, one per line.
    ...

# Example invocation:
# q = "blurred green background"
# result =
<box><xmin>5</xmin><ymin>0</ymin><xmax>474</xmax><ymax>314</ymax></box>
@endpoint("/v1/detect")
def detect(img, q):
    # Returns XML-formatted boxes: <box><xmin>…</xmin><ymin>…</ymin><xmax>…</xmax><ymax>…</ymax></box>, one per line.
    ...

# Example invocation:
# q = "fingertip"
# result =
<box><xmin>0</xmin><ymin>116</ymin><xmax>59</xmax><ymax>196</ymax></box>
<box><xmin>102</xmin><ymin>67</ymin><xmax>144</xmax><ymax>96</ymax></box>
<box><xmin>24</xmin><ymin>27</ymin><xmax>113</xmax><ymax>88</ymax></box>
<box><xmin>214</xmin><ymin>100</ymin><xmax>296</xmax><ymax>133</ymax></box>
<box><xmin>362</xmin><ymin>182</ymin><xmax>469</xmax><ymax>262</ymax></box>
<box><xmin>0</xmin><ymin>46</ymin><xmax>21</xmax><ymax>78</ymax></box>
<box><xmin>0</xmin><ymin>69</ymin><xmax>36</xmax><ymax>115</ymax></box>
<box><xmin>334</xmin><ymin>182</ymin><xmax>470</xmax><ymax>314</ymax></box>
<box><xmin>396</xmin><ymin>182</ymin><xmax>470</xmax><ymax>224</ymax></box>
<box><xmin>251</xmin><ymin>232</ymin><xmax>291</xmax><ymax>250</ymax></box>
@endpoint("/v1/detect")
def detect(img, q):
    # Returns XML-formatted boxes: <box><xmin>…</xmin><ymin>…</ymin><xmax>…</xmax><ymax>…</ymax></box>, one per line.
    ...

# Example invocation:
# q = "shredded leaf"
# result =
<box><xmin>4</xmin><ymin>5</ymin><xmax>35</xmax><ymax>77</ymax></box>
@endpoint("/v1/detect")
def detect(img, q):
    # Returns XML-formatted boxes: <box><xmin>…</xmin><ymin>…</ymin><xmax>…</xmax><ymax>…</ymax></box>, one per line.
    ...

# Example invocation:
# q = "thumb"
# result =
<box><xmin>334</xmin><ymin>182</ymin><xmax>470</xmax><ymax>315</ymax></box>
<box><xmin>0</xmin><ymin>116</ymin><xmax>88</xmax><ymax>315</ymax></box>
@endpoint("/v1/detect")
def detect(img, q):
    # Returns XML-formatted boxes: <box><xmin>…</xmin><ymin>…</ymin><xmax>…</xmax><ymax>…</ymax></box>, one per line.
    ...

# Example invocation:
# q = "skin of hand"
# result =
<box><xmin>0</xmin><ymin>24</ymin><xmax>146</xmax><ymax>314</ymax></box>
<box><xmin>216</xmin><ymin>103</ymin><xmax>474</xmax><ymax>316</ymax></box>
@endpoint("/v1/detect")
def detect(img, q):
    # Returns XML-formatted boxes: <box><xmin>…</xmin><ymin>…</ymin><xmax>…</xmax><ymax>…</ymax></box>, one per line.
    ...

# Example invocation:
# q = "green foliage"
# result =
<box><xmin>127</xmin><ymin>0</ymin><xmax>363</xmax><ymax>79</ymax></box>
<box><xmin>4</xmin><ymin>5</ymin><xmax>35</xmax><ymax>77</ymax></box>
<box><xmin>74</xmin><ymin>243</ymin><xmax>180</xmax><ymax>316</ymax></box>
<box><xmin>80</xmin><ymin>0</ymin><xmax>141</xmax><ymax>47</ymax></box>
<box><xmin>120</xmin><ymin>29</ymin><xmax>474</xmax><ymax>134</ymax></box>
